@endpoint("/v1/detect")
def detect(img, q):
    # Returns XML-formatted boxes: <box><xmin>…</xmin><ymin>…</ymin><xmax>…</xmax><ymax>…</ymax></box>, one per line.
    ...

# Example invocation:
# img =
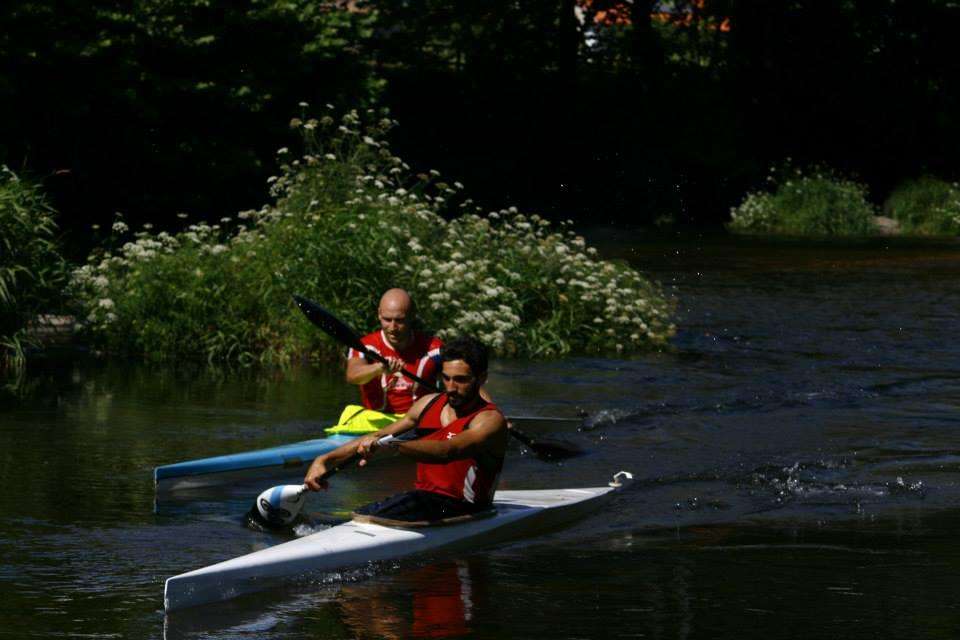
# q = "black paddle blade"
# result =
<box><xmin>293</xmin><ymin>295</ymin><xmax>367</xmax><ymax>354</ymax></box>
<box><xmin>507</xmin><ymin>426</ymin><xmax>583</xmax><ymax>460</ymax></box>
<box><xmin>524</xmin><ymin>438</ymin><xmax>583</xmax><ymax>461</ymax></box>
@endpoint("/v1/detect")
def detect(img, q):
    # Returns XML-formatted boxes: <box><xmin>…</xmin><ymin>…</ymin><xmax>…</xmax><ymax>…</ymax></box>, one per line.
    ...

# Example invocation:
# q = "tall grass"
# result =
<box><xmin>729</xmin><ymin>165</ymin><xmax>877</xmax><ymax>237</ymax></box>
<box><xmin>70</xmin><ymin>107</ymin><xmax>675</xmax><ymax>363</ymax></box>
<box><xmin>883</xmin><ymin>176</ymin><xmax>960</xmax><ymax>236</ymax></box>
<box><xmin>0</xmin><ymin>167</ymin><xmax>66</xmax><ymax>367</ymax></box>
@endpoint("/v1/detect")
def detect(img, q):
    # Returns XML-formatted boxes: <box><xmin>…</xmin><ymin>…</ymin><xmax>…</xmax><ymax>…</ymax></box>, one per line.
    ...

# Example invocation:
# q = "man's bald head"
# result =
<box><xmin>379</xmin><ymin>288</ymin><xmax>415</xmax><ymax>317</ymax></box>
<box><xmin>378</xmin><ymin>288</ymin><xmax>415</xmax><ymax>349</ymax></box>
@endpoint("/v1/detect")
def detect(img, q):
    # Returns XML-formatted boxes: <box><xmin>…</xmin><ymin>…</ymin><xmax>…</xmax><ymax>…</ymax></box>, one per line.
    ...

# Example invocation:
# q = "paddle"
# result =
<box><xmin>293</xmin><ymin>295</ymin><xmax>583</xmax><ymax>460</ymax></box>
<box><xmin>246</xmin><ymin>434</ymin><xmax>400</xmax><ymax>531</ymax></box>
<box><xmin>504</xmin><ymin>415</ymin><xmax>583</xmax><ymax>424</ymax></box>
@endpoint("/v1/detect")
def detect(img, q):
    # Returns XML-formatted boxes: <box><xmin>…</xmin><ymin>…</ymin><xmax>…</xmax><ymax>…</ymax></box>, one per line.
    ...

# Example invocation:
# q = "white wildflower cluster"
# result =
<box><xmin>728</xmin><ymin>191</ymin><xmax>776</xmax><ymax>232</ymax></box>
<box><xmin>71</xmin><ymin>261</ymin><xmax>118</xmax><ymax>328</ymax></box>
<box><xmin>404</xmin><ymin>237</ymin><xmax>524</xmax><ymax>350</ymax></box>
<box><xmin>269</xmin><ymin>107</ymin><xmax>672</xmax><ymax>354</ymax></box>
<box><xmin>69</xmin><ymin>212</ymin><xmax>250</xmax><ymax>332</ymax></box>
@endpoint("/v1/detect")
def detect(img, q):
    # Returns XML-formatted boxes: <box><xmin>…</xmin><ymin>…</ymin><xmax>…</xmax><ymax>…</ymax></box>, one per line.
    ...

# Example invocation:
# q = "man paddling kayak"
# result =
<box><xmin>346</xmin><ymin>288</ymin><xmax>443</xmax><ymax>414</ymax></box>
<box><xmin>306</xmin><ymin>336</ymin><xmax>508</xmax><ymax>522</ymax></box>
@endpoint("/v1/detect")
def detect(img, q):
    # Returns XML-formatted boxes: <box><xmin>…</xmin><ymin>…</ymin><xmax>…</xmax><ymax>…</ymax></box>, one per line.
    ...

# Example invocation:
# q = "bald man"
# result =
<box><xmin>346</xmin><ymin>288</ymin><xmax>443</xmax><ymax>414</ymax></box>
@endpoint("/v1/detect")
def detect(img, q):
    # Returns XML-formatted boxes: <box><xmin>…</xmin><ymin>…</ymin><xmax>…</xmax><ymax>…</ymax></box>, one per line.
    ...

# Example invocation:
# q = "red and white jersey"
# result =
<box><xmin>348</xmin><ymin>330</ymin><xmax>442</xmax><ymax>414</ymax></box>
<box><xmin>414</xmin><ymin>394</ymin><xmax>503</xmax><ymax>506</ymax></box>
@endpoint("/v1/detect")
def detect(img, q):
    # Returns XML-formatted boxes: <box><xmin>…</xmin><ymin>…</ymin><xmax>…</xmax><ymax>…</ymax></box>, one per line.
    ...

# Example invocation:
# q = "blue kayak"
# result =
<box><xmin>154</xmin><ymin>406</ymin><xmax>404</xmax><ymax>493</ymax></box>
<box><xmin>154</xmin><ymin>434</ymin><xmax>354</xmax><ymax>493</ymax></box>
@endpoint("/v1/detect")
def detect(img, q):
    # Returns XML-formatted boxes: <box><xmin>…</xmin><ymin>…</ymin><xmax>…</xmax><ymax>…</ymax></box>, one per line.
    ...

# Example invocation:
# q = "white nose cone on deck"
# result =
<box><xmin>256</xmin><ymin>484</ymin><xmax>306</xmax><ymax>526</ymax></box>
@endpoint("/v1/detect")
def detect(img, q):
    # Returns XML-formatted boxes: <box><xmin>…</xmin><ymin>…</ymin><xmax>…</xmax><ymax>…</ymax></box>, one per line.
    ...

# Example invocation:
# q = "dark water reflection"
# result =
<box><xmin>2</xmin><ymin>234</ymin><xmax>960</xmax><ymax>638</ymax></box>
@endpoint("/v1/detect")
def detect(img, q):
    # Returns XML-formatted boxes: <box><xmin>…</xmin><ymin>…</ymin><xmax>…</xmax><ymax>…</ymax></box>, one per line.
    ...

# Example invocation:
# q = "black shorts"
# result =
<box><xmin>354</xmin><ymin>490</ymin><xmax>485</xmax><ymax>523</ymax></box>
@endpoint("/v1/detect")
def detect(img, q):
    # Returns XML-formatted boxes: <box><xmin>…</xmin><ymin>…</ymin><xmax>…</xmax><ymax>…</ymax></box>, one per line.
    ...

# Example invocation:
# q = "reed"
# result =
<box><xmin>0</xmin><ymin>167</ymin><xmax>66</xmax><ymax>367</ymax></box>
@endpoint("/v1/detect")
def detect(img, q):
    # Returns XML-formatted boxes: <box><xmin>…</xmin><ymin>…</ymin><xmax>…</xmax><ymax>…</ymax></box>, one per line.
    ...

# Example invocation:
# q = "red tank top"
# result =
<box><xmin>414</xmin><ymin>395</ymin><xmax>503</xmax><ymax>506</ymax></box>
<box><xmin>348</xmin><ymin>330</ymin><xmax>442</xmax><ymax>414</ymax></box>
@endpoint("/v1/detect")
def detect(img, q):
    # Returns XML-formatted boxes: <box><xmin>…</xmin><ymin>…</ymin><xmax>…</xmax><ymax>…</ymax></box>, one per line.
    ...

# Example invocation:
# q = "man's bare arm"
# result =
<box><xmin>391</xmin><ymin>411</ymin><xmax>507</xmax><ymax>463</ymax></box>
<box><xmin>352</xmin><ymin>392</ymin><xmax>440</xmax><ymax>456</ymax></box>
<box><xmin>304</xmin><ymin>397</ymin><xmax>437</xmax><ymax>490</ymax></box>
<box><xmin>345</xmin><ymin>357</ymin><xmax>384</xmax><ymax>385</ymax></box>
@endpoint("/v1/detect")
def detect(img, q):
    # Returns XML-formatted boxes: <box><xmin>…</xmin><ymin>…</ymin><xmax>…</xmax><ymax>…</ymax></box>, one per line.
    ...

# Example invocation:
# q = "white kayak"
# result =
<box><xmin>164</xmin><ymin>471</ymin><xmax>632</xmax><ymax>612</ymax></box>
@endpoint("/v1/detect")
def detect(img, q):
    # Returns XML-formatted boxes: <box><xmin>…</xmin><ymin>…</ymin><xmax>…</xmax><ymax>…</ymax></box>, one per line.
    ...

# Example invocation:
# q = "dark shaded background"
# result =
<box><xmin>2</xmin><ymin>0</ymin><xmax>958</xmax><ymax>256</ymax></box>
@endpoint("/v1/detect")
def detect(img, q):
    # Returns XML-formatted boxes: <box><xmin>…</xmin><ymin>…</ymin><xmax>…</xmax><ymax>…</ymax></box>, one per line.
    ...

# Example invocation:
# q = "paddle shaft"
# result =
<box><xmin>294</xmin><ymin>294</ymin><xmax>438</xmax><ymax>388</ymax></box>
<box><xmin>507</xmin><ymin>415</ymin><xmax>582</xmax><ymax>424</ymax></box>
<box><xmin>359</xmin><ymin>343</ymin><xmax>438</xmax><ymax>389</ymax></box>
<box><xmin>321</xmin><ymin>433</ymin><xmax>402</xmax><ymax>479</ymax></box>
<box><xmin>309</xmin><ymin>433</ymin><xmax>400</xmax><ymax>490</ymax></box>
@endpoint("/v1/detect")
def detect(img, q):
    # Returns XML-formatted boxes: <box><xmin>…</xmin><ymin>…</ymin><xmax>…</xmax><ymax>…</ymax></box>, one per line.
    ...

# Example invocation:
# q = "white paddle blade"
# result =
<box><xmin>256</xmin><ymin>484</ymin><xmax>308</xmax><ymax>526</ymax></box>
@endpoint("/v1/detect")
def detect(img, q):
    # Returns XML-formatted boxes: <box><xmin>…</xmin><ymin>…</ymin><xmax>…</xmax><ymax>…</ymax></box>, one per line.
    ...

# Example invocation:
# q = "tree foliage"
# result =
<box><xmin>3</xmin><ymin>1</ymin><xmax>960</xmax><ymax>234</ymax></box>
<box><xmin>1</xmin><ymin>0</ymin><xmax>380</xmax><ymax>237</ymax></box>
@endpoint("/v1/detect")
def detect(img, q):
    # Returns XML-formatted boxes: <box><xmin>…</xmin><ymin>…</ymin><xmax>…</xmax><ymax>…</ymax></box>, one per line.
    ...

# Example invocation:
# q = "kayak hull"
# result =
<box><xmin>154</xmin><ymin>435</ymin><xmax>354</xmax><ymax>493</ymax></box>
<box><xmin>164</xmin><ymin>485</ymin><xmax>616</xmax><ymax>612</ymax></box>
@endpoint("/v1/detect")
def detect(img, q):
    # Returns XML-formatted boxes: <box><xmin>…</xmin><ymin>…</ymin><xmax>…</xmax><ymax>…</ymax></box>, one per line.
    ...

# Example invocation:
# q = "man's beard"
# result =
<box><xmin>446</xmin><ymin>386</ymin><xmax>476</xmax><ymax>409</ymax></box>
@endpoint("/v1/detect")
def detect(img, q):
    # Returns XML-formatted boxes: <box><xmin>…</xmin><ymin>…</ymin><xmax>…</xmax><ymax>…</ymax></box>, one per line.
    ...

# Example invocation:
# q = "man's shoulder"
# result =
<box><xmin>360</xmin><ymin>330</ymin><xmax>390</xmax><ymax>352</ymax></box>
<box><xmin>411</xmin><ymin>332</ymin><xmax>443</xmax><ymax>354</ymax></box>
<box><xmin>409</xmin><ymin>391</ymin><xmax>445</xmax><ymax>416</ymax></box>
<box><xmin>346</xmin><ymin>330</ymin><xmax>384</xmax><ymax>357</ymax></box>
<box><xmin>412</xmin><ymin>330</ymin><xmax>442</xmax><ymax>344</ymax></box>
<box><xmin>473</xmin><ymin>405</ymin><xmax>506</xmax><ymax>428</ymax></box>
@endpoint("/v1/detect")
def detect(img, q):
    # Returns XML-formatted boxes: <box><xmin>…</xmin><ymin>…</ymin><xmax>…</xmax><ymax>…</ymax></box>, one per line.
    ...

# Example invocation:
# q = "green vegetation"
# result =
<box><xmin>10</xmin><ymin>2</ymin><xmax>958</xmax><ymax>233</ymax></box>
<box><xmin>0</xmin><ymin>168</ymin><xmax>66</xmax><ymax>366</ymax></box>
<box><xmin>883</xmin><ymin>176</ymin><xmax>960</xmax><ymax>236</ymax></box>
<box><xmin>728</xmin><ymin>166</ymin><xmax>877</xmax><ymax>237</ymax></box>
<box><xmin>2</xmin><ymin>0</ymin><xmax>383</xmax><ymax>229</ymax></box>
<box><xmin>70</xmin><ymin>109</ymin><xmax>674</xmax><ymax>363</ymax></box>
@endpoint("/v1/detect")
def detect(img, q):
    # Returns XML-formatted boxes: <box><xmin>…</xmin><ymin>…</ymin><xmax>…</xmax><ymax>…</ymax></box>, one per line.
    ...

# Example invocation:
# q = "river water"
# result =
<box><xmin>1</xmin><ymin>234</ymin><xmax>959</xmax><ymax>639</ymax></box>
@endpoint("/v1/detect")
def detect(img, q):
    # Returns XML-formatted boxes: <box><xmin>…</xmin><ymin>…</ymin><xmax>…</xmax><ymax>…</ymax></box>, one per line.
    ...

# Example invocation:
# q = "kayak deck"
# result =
<box><xmin>164</xmin><ymin>482</ymin><xmax>622</xmax><ymax>612</ymax></box>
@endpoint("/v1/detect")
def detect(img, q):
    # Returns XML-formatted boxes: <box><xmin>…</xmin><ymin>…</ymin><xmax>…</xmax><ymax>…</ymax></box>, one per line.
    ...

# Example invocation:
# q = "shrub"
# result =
<box><xmin>729</xmin><ymin>165</ymin><xmax>877</xmax><ymax>236</ymax></box>
<box><xmin>0</xmin><ymin>168</ymin><xmax>66</xmax><ymax>366</ymax></box>
<box><xmin>70</xmin><ymin>107</ymin><xmax>675</xmax><ymax>363</ymax></box>
<box><xmin>883</xmin><ymin>176</ymin><xmax>960</xmax><ymax>236</ymax></box>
